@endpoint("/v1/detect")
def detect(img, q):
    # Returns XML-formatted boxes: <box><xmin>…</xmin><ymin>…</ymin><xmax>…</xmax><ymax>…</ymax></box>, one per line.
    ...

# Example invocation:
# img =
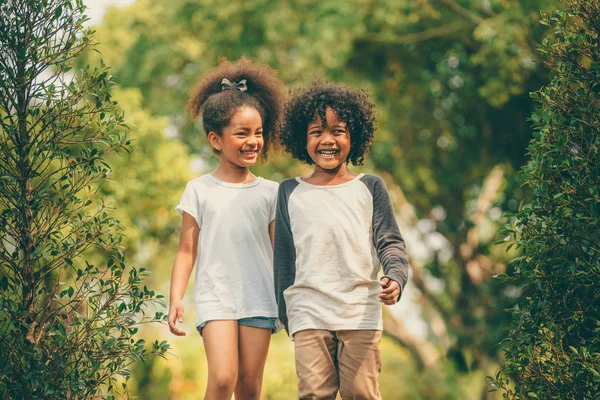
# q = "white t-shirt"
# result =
<box><xmin>176</xmin><ymin>174</ymin><xmax>279</xmax><ymax>328</ymax></box>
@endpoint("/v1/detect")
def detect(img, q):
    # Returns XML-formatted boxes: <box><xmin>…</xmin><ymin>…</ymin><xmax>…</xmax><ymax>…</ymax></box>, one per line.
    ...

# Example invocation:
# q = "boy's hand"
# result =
<box><xmin>168</xmin><ymin>301</ymin><xmax>186</xmax><ymax>336</ymax></box>
<box><xmin>379</xmin><ymin>277</ymin><xmax>400</xmax><ymax>305</ymax></box>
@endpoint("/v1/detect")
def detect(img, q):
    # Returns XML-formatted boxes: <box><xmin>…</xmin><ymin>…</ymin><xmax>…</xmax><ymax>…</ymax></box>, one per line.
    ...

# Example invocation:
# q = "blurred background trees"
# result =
<box><xmin>82</xmin><ymin>1</ymin><xmax>566</xmax><ymax>399</ymax></box>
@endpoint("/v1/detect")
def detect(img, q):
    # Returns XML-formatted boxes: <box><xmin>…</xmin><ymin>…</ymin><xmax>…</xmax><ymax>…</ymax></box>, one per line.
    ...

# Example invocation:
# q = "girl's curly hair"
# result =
<box><xmin>281</xmin><ymin>82</ymin><xmax>376</xmax><ymax>166</ymax></box>
<box><xmin>186</xmin><ymin>57</ymin><xmax>285</xmax><ymax>160</ymax></box>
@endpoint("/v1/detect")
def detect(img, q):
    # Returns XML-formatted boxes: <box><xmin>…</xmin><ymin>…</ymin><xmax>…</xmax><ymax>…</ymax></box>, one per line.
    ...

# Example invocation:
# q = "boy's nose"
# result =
<box><xmin>322</xmin><ymin>135</ymin><xmax>336</xmax><ymax>144</ymax></box>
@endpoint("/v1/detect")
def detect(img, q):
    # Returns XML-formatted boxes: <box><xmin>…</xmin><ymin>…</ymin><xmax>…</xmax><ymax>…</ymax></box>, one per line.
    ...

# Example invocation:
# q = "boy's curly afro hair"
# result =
<box><xmin>186</xmin><ymin>57</ymin><xmax>285</xmax><ymax>160</ymax></box>
<box><xmin>281</xmin><ymin>82</ymin><xmax>376</xmax><ymax>166</ymax></box>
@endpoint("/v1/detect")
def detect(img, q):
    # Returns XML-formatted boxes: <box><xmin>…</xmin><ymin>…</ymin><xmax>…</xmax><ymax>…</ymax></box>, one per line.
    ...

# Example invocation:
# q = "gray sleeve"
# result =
<box><xmin>273</xmin><ymin>179</ymin><xmax>299</xmax><ymax>334</ymax></box>
<box><xmin>360</xmin><ymin>175</ymin><xmax>409</xmax><ymax>298</ymax></box>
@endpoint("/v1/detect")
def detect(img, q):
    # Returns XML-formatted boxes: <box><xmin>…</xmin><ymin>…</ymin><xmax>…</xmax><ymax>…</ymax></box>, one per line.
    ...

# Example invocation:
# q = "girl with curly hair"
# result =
<box><xmin>274</xmin><ymin>82</ymin><xmax>410</xmax><ymax>399</ymax></box>
<box><xmin>168</xmin><ymin>58</ymin><xmax>285</xmax><ymax>400</ymax></box>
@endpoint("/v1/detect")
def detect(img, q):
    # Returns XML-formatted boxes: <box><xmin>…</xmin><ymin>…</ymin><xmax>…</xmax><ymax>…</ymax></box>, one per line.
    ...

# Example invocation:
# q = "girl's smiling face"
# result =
<box><xmin>306</xmin><ymin>107</ymin><xmax>350</xmax><ymax>171</ymax></box>
<box><xmin>208</xmin><ymin>106</ymin><xmax>264</xmax><ymax>168</ymax></box>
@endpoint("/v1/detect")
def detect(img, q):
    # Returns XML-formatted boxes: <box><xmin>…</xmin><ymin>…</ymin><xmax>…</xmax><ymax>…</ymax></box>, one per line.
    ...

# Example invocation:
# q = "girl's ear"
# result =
<box><xmin>207</xmin><ymin>131</ymin><xmax>222</xmax><ymax>151</ymax></box>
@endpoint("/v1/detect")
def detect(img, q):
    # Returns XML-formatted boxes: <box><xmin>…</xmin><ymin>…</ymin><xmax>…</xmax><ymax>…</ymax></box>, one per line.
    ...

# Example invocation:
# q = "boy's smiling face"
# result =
<box><xmin>306</xmin><ymin>107</ymin><xmax>350</xmax><ymax>171</ymax></box>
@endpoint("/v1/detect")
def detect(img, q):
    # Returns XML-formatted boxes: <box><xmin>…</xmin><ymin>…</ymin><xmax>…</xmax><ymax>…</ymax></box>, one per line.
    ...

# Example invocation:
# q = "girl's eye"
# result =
<box><xmin>236</xmin><ymin>132</ymin><xmax>247</xmax><ymax>136</ymax></box>
<box><xmin>255</xmin><ymin>132</ymin><xmax>263</xmax><ymax>136</ymax></box>
<box><xmin>309</xmin><ymin>130</ymin><xmax>322</xmax><ymax>135</ymax></box>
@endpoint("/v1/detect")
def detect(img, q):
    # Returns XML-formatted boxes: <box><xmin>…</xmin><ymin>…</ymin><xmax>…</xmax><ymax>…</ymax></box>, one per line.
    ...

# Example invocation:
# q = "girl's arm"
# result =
<box><xmin>269</xmin><ymin>220</ymin><xmax>275</xmax><ymax>248</ymax></box>
<box><xmin>168</xmin><ymin>212</ymin><xmax>200</xmax><ymax>336</ymax></box>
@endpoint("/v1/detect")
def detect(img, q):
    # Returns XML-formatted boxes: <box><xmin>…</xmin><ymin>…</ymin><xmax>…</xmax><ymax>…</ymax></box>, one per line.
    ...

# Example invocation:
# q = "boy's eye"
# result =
<box><xmin>309</xmin><ymin>130</ymin><xmax>322</xmax><ymax>135</ymax></box>
<box><xmin>235</xmin><ymin>132</ymin><xmax>247</xmax><ymax>136</ymax></box>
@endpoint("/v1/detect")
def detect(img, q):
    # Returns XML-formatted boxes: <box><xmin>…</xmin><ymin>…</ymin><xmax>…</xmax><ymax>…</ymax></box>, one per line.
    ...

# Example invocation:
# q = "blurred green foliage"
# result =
<box><xmin>91</xmin><ymin>0</ymin><xmax>560</xmax><ymax>218</ymax></box>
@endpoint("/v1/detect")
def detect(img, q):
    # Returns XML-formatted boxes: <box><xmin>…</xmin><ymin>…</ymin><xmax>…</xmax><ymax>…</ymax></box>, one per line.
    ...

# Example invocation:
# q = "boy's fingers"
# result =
<box><xmin>380</xmin><ymin>291</ymin><xmax>399</xmax><ymax>302</ymax></box>
<box><xmin>380</xmin><ymin>279</ymin><xmax>401</xmax><ymax>304</ymax></box>
<box><xmin>380</xmin><ymin>286</ymin><xmax>394</xmax><ymax>294</ymax></box>
<box><xmin>379</xmin><ymin>285</ymin><xmax>400</xmax><ymax>303</ymax></box>
<box><xmin>380</xmin><ymin>283</ymin><xmax>399</xmax><ymax>294</ymax></box>
<box><xmin>379</xmin><ymin>294</ymin><xmax>396</xmax><ymax>301</ymax></box>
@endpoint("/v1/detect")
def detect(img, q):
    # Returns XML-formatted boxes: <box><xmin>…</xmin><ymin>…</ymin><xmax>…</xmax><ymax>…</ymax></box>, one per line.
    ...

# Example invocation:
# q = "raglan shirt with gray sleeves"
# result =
<box><xmin>273</xmin><ymin>173</ymin><xmax>409</xmax><ymax>337</ymax></box>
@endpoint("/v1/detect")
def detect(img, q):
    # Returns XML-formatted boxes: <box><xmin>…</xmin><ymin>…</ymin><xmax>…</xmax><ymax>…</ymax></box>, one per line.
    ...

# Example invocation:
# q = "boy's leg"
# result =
<box><xmin>337</xmin><ymin>330</ymin><xmax>382</xmax><ymax>400</ymax></box>
<box><xmin>294</xmin><ymin>329</ymin><xmax>339</xmax><ymax>400</ymax></box>
<box><xmin>202</xmin><ymin>320</ymin><xmax>239</xmax><ymax>400</ymax></box>
<box><xmin>234</xmin><ymin>324</ymin><xmax>272</xmax><ymax>400</ymax></box>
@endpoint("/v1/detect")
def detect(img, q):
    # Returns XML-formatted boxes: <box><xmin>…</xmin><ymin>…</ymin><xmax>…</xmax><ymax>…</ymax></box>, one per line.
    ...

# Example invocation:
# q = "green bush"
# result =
<box><xmin>0</xmin><ymin>1</ymin><xmax>168</xmax><ymax>398</ymax></box>
<box><xmin>492</xmin><ymin>1</ymin><xmax>600</xmax><ymax>398</ymax></box>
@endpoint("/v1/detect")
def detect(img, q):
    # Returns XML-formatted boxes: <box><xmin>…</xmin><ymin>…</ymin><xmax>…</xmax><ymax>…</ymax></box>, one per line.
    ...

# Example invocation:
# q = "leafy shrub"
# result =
<box><xmin>0</xmin><ymin>1</ymin><xmax>169</xmax><ymax>398</ymax></box>
<box><xmin>492</xmin><ymin>1</ymin><xmax>600</xmax><ymax>398</ymax></box>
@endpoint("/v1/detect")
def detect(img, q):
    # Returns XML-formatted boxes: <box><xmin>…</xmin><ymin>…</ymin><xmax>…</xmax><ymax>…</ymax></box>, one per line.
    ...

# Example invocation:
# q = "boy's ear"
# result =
<box><xmin>207</xmin><ymin>131</ymin><xmax>222</xmax><ymax>151</ymax></box>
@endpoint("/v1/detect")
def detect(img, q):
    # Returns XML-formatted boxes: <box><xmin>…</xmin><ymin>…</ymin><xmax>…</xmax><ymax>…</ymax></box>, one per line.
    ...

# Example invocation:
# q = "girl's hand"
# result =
<box><xmin>379</xmin><ymin>277</ymin><xmax>400</xmax><ymax>305</ymax></box>
<box><xmin>168</xmin><ymin>301</ymin><xmax>186</xmax><ymax>336</ymax></box>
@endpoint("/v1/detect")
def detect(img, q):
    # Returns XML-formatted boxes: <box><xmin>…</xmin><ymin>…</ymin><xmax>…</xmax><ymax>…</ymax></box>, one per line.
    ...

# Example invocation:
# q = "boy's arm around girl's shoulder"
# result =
<box><xmin>361</xmin><ymin>174</ymin><xmax>410</xmax><ymax>301</ymax></box>
<box><xmin>273</xmin><ymin>178</ymin><xmax>300</xmax><ymax>335</ymax></box>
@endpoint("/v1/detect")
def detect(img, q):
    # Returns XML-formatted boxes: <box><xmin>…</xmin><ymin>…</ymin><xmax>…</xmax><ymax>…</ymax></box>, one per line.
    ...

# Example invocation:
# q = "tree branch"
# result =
<box><xmin>360</xmin><ymin>21</ymin><xmax>470</xmax><ymax>45</ymax></box>
<box><xmin>382</xmin><ymin>307</ymin><xmax>441</xmax><ymax>370</ymax></box>
<box><xmin>437</xmin><ymin>0</ymin><xmax>484</xmax><ymax>24</ymax></box>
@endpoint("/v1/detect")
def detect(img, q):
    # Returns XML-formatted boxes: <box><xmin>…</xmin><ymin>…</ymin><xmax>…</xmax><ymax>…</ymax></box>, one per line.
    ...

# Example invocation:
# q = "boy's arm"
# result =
<box><xmin>362</xmin><ymin>175</ymin><xmax>409</xmax><ymax>301</ymax></box>
<box><xmin>273</xmin><ymin>181</ymin><xmax>298</xmax><ymax>335</ymax></box>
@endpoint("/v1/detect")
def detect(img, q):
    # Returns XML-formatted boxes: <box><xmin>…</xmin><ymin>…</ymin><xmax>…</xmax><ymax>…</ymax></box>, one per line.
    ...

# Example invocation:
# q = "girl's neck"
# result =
<box><xmin>303</xmin><ymin>163</ymin><xmax>357</xmax><ymax>186</ymax></box>
<box><xmin>211</xmin><ymin>159</ymin><xmax>256</xmax><ymax>184</ymax></box>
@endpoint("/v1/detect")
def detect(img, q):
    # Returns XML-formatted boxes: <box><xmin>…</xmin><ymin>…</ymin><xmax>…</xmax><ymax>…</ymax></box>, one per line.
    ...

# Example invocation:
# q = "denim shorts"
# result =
<box><xmin>196</xmin><ymin>317</ymin><xmax>280</xmax><ymax>336</ymax></box>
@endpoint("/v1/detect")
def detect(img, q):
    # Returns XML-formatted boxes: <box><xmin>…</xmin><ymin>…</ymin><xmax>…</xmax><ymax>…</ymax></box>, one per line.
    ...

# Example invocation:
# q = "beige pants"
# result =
<box><xmin>293</xmin><ymin>329</ymin><xmax>383</xmax><ymax>400</ymax></box>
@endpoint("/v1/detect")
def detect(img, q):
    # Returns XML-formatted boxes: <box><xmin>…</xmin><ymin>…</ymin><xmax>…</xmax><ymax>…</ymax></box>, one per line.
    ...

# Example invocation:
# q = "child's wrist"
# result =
<box><xmin>169</xmin><ymin>295</ymin><xmax>183</xmax><ymax>304</ymax></box>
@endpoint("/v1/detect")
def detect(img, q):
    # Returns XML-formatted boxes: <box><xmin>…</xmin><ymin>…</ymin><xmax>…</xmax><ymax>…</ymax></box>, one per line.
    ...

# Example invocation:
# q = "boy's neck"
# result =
<box><xmin>303</xmin><ymin>163</ymin><xmax>357</xmax><ymax>186</ymax></box>
<box><xmin>211</xmin><ymin>159</ymin><xmax>257</xmax><ymax>184</ymax></box>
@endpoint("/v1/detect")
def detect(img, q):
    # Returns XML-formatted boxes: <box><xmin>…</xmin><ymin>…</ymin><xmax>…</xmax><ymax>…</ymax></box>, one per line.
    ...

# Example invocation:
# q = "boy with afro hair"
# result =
<box><xmin>274</xmin><ymin>82</ymin><xmax>409</xmax><ymax>399</ymax></box>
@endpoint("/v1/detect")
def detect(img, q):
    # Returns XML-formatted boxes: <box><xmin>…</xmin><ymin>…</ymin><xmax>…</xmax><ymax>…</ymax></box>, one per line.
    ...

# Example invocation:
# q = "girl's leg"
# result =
<box><xmin>234</xmin><ymin>325</ymin><xmax>271</xmax><ymax>400</ymax></box>
<box><xmin>202</xmin><ymin>320</ymin><xmax>239</xmax><ymax>400</ymax></box>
